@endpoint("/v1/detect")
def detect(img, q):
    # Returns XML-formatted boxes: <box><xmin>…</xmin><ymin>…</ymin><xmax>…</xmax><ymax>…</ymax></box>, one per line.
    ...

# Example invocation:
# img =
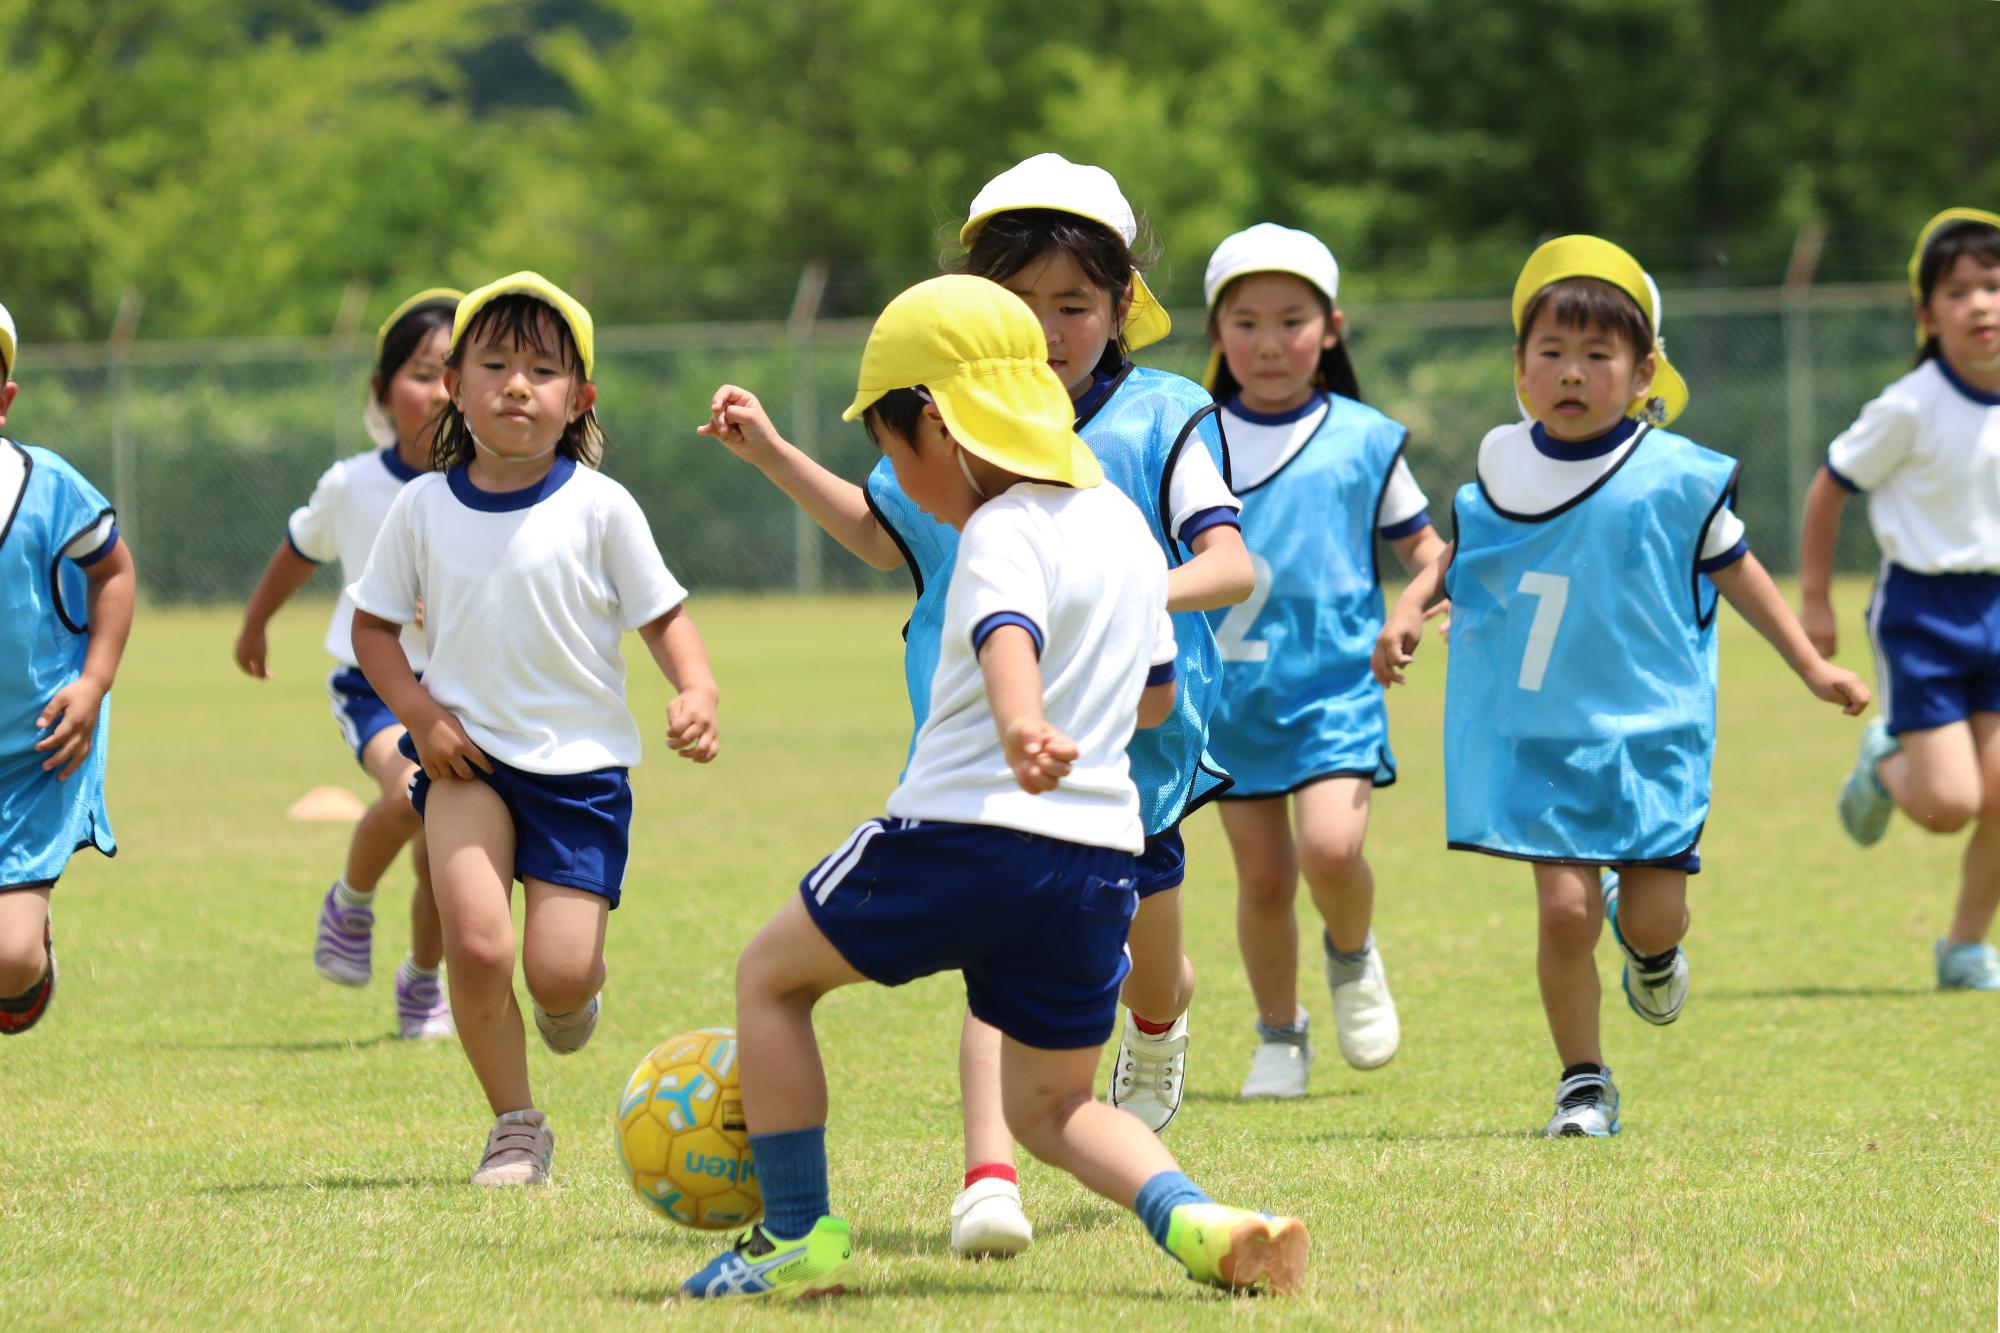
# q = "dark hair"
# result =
<box><xmin>1914</xmin><ymin>219</ymin><xmax>2000</xmax><ymax>366</ymax></box>
<box><xmin>373</xmin><ymin>300</ymin><xmax>454</xmax><ymax>404</ymax></box>
<box><xmin>861</xmin><ymin>388</ymin><xmax>929</xmax><ymax>452</ymax></box>
<box><xmin>1205</xmin><ymin>273</ymin><xmax>1363</xmax><ymax>404</ymax></box>
<box><xmin>430</xmin><ymin>294</ymin><xmax>604</xmax><ymax>471</ymax></box>
<box><xmin>959</xmin><ymin>209</ymin><xmax>1155</xmax><ymax>378</ymax></box>
<box><xmin>1515</xmin><ymin>277</ymin><xmax>1653</xmax><ymax>360</ymax></box>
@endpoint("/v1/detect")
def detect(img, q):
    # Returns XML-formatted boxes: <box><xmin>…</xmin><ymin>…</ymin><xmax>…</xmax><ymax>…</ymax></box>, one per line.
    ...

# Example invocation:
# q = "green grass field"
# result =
<box><xmin>2</xmin><ymin>586</ymin><xmax>1994</xmax><ymax>1329</ymax></box>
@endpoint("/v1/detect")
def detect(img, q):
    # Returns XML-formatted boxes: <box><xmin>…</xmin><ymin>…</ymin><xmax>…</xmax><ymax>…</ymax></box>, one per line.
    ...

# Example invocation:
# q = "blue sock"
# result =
<box><xmin>1134</xmin><ymin>1170</ymin><xmax>1211</xmax><ymax>1253</ymax></box>
<box><xmin>746</xmin><ymin>1126</ymin><xmax>828</xmax><ymax>1240</ymax></box>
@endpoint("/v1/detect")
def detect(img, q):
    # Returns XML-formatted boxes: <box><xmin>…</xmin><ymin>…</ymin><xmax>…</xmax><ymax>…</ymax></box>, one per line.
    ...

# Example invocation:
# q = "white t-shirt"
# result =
<box><xmin>1221</xmin><ymin>397</ymin><xmax>1429</xmax><ymax>530</ymax></box>
<box><xmin>887</xmin><ymin>482</ymin><xmax>1176</xmax><ymax>854</ymax></box>
<box><xmin>1164</xmin><ymin>438</ymin><xmax>1243</xmax><ymax>546</ymax></box>
<box><xmin>347</xmin><ymin>458</ymin><xmax>687</xmax><ymax>774</ymax></box>
<box><xmin>1826</xmin><ymin>358</ymin><xmax>2000</xmax><ymax>573</ymax></box>
<box><xmin>289</xmin><ymin>448</ymin><xmax>429</xmax><ymax>670</ymax></box>
<box><xmin>1476</xmin><ymin>420</ymin><xmax>1746</xmax><ymax>564</ymax></box>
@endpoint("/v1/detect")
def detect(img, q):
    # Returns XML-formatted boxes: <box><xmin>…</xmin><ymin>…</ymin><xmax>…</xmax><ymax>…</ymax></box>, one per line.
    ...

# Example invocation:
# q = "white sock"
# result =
<box><xmin>332</xmin><ymin>879</ymin><xmax>371</xmax><ymax>911</ymax></box>
<box><xmin>398</xmin><ymin>956</ymin><xmax>440</xmax><ymax>982</ymax></box>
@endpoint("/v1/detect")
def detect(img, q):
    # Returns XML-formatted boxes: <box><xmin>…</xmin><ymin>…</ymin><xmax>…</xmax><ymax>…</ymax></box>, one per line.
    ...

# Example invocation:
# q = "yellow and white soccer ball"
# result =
<box><xmin>615</xmin><ymin>1027</ymin><xmax>761</xmax><ymax>1230</ymax></box>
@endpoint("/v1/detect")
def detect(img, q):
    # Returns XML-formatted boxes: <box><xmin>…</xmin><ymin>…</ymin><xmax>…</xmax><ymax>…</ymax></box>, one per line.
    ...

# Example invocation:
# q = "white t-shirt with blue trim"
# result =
<box><xmin>1222</xmin><ymin>396</ymin><xmax>1430</xmax><ymax>535</ymax></box>
<box><xmin>887</xmin><ymin>481</ymin><xmax>1176</xmax><ymax>854</ymax></box>
<box><xmin>348</xmin><ymin>458</ymin><xmax>687</xmax><ymax>774</ymax></box>
<box><xmin>1825</xmin><ymin>358</ymin><xmax>2000</xmax><ymax>574</ymax></box>
<box><xmin>288</xmin><ymin>447</ymin><xmax>430</xmax><ymax>670</ymax></box>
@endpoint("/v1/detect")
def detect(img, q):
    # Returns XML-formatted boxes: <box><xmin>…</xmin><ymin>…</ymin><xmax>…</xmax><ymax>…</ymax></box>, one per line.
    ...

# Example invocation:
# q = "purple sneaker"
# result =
<box><xmin>395</xmin><ymin>963</ymin><xmax>453</xmax><ymax>1039</ymax></box>
<box><xmin>314</xmin><ymin>883</ymin><xmax>373</xmax><ymax>987</ymax></box>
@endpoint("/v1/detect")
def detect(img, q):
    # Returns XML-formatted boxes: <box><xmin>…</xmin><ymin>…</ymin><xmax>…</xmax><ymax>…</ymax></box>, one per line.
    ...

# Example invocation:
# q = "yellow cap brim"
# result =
<box><xmin>453</xmin><ymin>272</ymin><xmax>595</xmax><ymax>378</ymax></box>
<box><xmin>374</xmin><ymin>287</ymin><xmax>464</xmax><ymax>360</ymax></box>
<box><xmin>1123</xmin><ymin>273</ymin><xmax>1171</xmax><ymax>352</ymax></box>
<box><xmin>1909</xmin><ymin>207</ymin><xmax>2000</xmax><ymax>343</ymax></box>
<box><xmin>842</xmin><ymin>368</ymin><xmax>1102</xmax><ymax>490</ymax></box>
<box><xmin>1512</xmin><ymin>236</ymin><xmax>1687</xmax><ymax>426</ymax></box>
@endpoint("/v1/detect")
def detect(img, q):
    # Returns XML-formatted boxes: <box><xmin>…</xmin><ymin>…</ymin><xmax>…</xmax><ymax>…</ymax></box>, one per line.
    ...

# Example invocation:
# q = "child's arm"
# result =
<box><xmin>1710</xmin><ymin>552</ymin><xmax>1870</xmax><ymax>714</ymax></box>
<box><xmin>1372</xmin><ymin>541</ymin><xmax>1454</xmax><ymax>686</ymax></box>
<box><xmin>1167</xmin><ymin>525</ymin><xmax>1255</xmax><ymax>611</ymax></box>
<box><xmin>1137</xmin><ymin>678</ymin><xmax>1176</xmax><ymax>729</ymax></box>
<box><xmin>979</xmin><ymin>626</ymin><xmax>1078</xmax><ymax>794</ymax></box>
<box><xmin>636</xmin><ymin>605</ymin><xmax>720</xmax><ymax>763</ymax></box>
<box><xmin>1796</xmin><ymin>466</ymin><xmax>1850</xmax><ymax>658</ymax></box>
<box><xmin>351</xmin><ymin>609</ymin><xmax>492</xmax><ymax>778</ymax></box>
<box><xmin>35</xmin><ymin>539</ymin><xmax>135</xmax><ymax>780</ymax></box>
<box><xmin>698</xmin><ymin>385</ymin><xmax>902</xmax><ymax>570</ymax></box>
<box><xmin>1391</xmin><ymin>524</ymin><xmax>1449</xmax><ymax>579</ymax></box>
<box><xmin>234</xmin><ymin>540</ymin><xmax>320</xmax><ymax>678</ymax></box>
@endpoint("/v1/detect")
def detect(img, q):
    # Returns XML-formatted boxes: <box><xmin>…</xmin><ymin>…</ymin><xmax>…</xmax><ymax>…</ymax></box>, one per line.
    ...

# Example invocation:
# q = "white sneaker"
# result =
<box><xmin>471</xmin><ymin>1109</ymin><xmax>553</xmax><ymax>1186</ymax></box>
<box><xmin>1326</xmin><ymin>942</ymin><xmax>1399</xmax><ymax>1069</ymax></box>
<box><xmin>948</xmin><ymin>1177</ymin><xmax>1033</xmax><ymax>1258</ymax></box>
<box><xmin>533</xmin><ymin>993</ymin><xmax>599</xmax><ymax>1055</ymax></box>
<box><xmin>1239</xmin><ymin>1027</ymin><xmax>1312</xmax><ymax>1099</ymax></box>
<box><xmin>1108</xmin><ymin>1011</ymin><xmax>1189</xmax><ymax>1133</ymax></box>
<box><xmin>1542</xmin><ymin>1069</ymin><xmax>1620</xmax><ymax>1138</ymax></box>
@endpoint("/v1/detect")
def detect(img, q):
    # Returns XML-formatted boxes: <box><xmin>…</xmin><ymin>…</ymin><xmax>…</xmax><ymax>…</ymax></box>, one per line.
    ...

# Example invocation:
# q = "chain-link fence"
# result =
<box><xmin>10</xmin><ymin>282</ymin><xmax>1910</xmax><ymax>604</ymax></box>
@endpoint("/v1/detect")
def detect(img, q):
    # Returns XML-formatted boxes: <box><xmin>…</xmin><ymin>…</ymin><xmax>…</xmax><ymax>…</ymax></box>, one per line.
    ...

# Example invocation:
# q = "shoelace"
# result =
<box><xmin>1555</xmin><ymin>1075</ymin><xmax>1608</xmax><ymax>1111</ymax></box>
<box><xmin>1121</xmin><ymin>1047</ymin><xmax>1178</xmax><ymax>1095</ymax></box>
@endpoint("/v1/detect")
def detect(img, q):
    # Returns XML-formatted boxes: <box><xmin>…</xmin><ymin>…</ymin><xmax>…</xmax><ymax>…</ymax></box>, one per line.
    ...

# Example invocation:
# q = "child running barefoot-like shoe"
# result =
<box><xmin>682</xmin><ymin>277</ymin><xmax>1304</xmax><ymax>1302</ymax></box>
<box><xmin>393</xmin><ymin>957</ymin><xmax>453</xmax><ymax>1039</ymax></box>
<box><xmin>1601</xmin><ymin>871</ymin><xmax>1689</xmax><ymax>1025</ymax></box>
<box><xmin>1543</xmin><ymin>1066</ymin><xmax>1621</xmax><ymax>1138</ymax></box>
<box><xmin>313</xmin><ymin>880</ymin><xmax>374</xmax><ymax>986</ymax></box>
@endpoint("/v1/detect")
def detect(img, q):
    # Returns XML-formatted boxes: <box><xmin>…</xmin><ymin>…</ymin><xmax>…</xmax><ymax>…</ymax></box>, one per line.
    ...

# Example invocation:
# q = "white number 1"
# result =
<box><xmin>1216</xmin><ymin>553</ymin><xmax>1275</xmax><ymax>663</ymax></box>
<box><xmin>1515</xmin><ymin>571</ymin><xmax>1569</xmax><ymax>692</ymax></box>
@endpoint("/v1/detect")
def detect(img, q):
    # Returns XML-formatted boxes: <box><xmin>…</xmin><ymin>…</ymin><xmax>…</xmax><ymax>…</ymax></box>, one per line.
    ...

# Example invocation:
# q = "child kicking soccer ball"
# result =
<box><xmin>681</xmin><ymin>275</ymin><xmax>1306</xmax><ymax>1300</ymax></box>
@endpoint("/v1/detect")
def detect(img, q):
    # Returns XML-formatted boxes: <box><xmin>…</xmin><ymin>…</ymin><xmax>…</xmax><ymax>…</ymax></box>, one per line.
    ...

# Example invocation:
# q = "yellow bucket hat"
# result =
<box><xmin>959</xmin><ymin>153</ymin><xmax>1172</xmax><ymax>353</ymax></box>
<box><xmin>1512</xmin><ymin>235</ymin><xmax>1688</xmax><ymax>426</ymax></box>
<box><xmin>452</xmin><ymin>272</ymin><xmax>596</xmax><ymax>378</ymax></box>
<box><xmin>842</xmin><ymin>275</ymin><xmax>1103</xmax><ymax>489</ymax></box>
<box><xmin>1908</xmin><ymin>207</ymin><xmax>2000</xmax><ymax>343</ymax></box>
<box><xmin>374</xmin><ymin>287</ymin><xmax>464</xmax><ymax>361</ymax></box>
<box><xmin>0</xmin><ymin>300</ymin><xmax>16</xmax><ymax>380</ymax></box>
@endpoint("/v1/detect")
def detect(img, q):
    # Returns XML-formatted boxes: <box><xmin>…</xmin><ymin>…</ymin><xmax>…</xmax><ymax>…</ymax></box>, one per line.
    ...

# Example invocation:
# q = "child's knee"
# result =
<box><xmin>1296</xmin><ymin>831</ymin><xmax>1366</xmax><ymax>888</ymax></box>
<box><xmin>446</xmin><ymin>923</ymin><xmax>516</xmax><ymax>982</ymax></box>
<box><xmin>1915</xmin><ymin>787</ymin><xmax>1979</xmax><ymax>832</ymax></box>
<box><xmin>1538</xmin><ymin>894</ymin><xmax>1600</xmax><ymax>952</ymax></box>
<box><xmin>522</xmin><ymin>947</ymin><xmax>599</xmax><ymax>1013</ymax></box>
<box><xmin>0</xmin><ymin>942</ymin><xmax>46</xmax><ymax>997</ymax></box>
<box><xmin>1234</xmin><ymin>861</ymin><xmax>1296</xmax><ymax>910</ymax></box>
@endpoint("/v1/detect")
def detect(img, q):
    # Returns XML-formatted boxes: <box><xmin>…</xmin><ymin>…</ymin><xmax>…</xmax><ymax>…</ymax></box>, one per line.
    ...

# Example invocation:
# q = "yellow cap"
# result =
<box><xmin>451</xmin><ymin>272</ymin><xmax>595</xmax><ymax>378</ymax></box>
<box><xmin>842</xmin><ymin>275</ymin><xmax>1103</xmax><ymax>489</ymax></box>
<box><xmin>374</xmin><ymin>287</ymin><xmax>463</xmax><ymax>361</ymax></box>
<box><xmin>1908</xmin><ymin>207</ymin><xmax>2000</xmax><ymax>342</ymax></box>
<box><xmin>958</xmin><ymin>153</ymin><xmax>1171</xmax><ymax>352</ymax></box>
<box><xmin>1511</xmin><ymin>235</ymin><xmax>1688</xmax><ymax>426</ymax></box>
<box><xmin>0</xmin><ymin>300</ymin><xmax>15</xmax><ymax>380</ymax></box>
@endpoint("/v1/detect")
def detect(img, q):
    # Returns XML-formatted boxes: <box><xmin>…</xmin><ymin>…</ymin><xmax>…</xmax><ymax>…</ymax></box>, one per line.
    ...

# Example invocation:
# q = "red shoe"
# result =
<box><xmin>0</xmin><ymin>918</ymin><xmax>56</xmax><ymax>1036</ymax></box>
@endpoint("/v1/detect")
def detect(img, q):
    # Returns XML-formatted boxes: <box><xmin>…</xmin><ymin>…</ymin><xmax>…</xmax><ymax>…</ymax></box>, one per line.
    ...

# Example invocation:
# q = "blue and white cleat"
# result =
<box><xmin>1542</xmin><ymin>1068</ymin><xmax>1621</xmax><ymax>1138</ymax></box>
<box><xmin>1935</xmin><ymin>939</ymin><xmax>2000</xmax><ymax>991</ymax></box>
<box><xmin>1838</xmin><ymin>719</ymin><xmax>1900</xmax><ymax>847</ymax></box>
<box><xmin>1602</xmin><ymin>871</ymin><xmax>1689</xmax><ymax>1026</ymax></box>
<box><xmin>681</xmin><ymin>1218</ymin><xmax>854</xmax><ymax>1301</ymax></box>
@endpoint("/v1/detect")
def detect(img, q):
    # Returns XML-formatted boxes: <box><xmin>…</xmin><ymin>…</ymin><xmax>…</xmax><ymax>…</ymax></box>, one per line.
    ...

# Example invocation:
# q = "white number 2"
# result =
<box><xmin>1515</xmin><ymin>571</ymin><xmax>1570</xmax><ymax>692</ymax></box>
<box><xmin>1216</xmin><ymin>553</ymin><xmax>1275</xmax><ymax>663</ymax></box>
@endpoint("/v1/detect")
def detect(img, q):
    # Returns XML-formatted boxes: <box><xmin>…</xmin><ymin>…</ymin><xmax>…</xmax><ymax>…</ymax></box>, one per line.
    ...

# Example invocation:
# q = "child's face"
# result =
<box><xmin>872</xmin><ymin>404</ymin><xmax>979</xmax><ymax>529</ymax></box>
<box><xmin>1919</xmin><ymin>253</ymin><xmax>2000</xmax><ymax>372</ymax></box>
<box><xmin>383</xmin><ymin>326</ymin><xmax>451</xmax><ymax>454</ymax></box>
<box><xmin>447</xmin><ymin>312</ymin><xmax>594</xmax><ymax>459</ymax></box>
<box><xmin>1516</xmin><ymin>310</ymin><xmax>1655</xmax><ymax>441</ymax></box>
<box><xmin>998</xmin><ymin>249</ymin><xmax>1131</xmax><ymax>400</ymax></box>
<box><xmin>1215</xmin><ymin>273</ymin><xmax>1338</xmax><ymax>414</ymax></box>
<box><xmin>0</xmin><ymin>381</ymin><xmax>15</xmax><ymax>430</ymax></box>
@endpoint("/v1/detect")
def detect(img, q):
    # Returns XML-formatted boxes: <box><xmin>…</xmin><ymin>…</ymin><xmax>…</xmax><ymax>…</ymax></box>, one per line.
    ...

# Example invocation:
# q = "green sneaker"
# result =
<box><xmin>1164</xmin><ymin>1202</ymin><xmax>1308</xmax><ymax>1294</ymax></box>
<box><xmin>680</xmin><ymin>1217</ymin><xmax>853</xmax><ymax>1301</ymax></box>
<box><xmin>1838</xmin><ymin>719</ymin><xmax>1899</xmax><ymax>847</ymax></box>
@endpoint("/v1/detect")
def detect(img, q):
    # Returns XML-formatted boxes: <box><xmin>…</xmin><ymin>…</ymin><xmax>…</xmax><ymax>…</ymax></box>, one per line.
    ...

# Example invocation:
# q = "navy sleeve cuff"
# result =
<box><xmin>972</xmin><ymin>611</ymin><xmax>1044</xmax><ymax>658</ymax></box>
<box><xmin>285</xmin><ymin>530</ymin><xmax>325</xmax><ymax>564</ymax></box>
<box><xmin>1697</xmin><ymin>539</ymin><xmax>1751</xmax><ymax>575</ymax></box>
<box><xmin>1177</xmin><ymin>506</ymin><xmax>1242</xmax><ymax>548</ymax></box>
<box><xmin>1824</xmin><ymin>463</ymin><xmax>1861</xmax><ymax>494</ymax></box>
<box><xmin>73</xmin><ymin>526</ymin><xmax>120</xmax><ymax>567</ymax></box>
<box><xmin>1378</xmin><ymin>510</ymin><xmax>1433</xmax><ymax>541</ymax></box>
<box><xmin>1145</xmin><ymin>660</ymin><xmax>1177</xmax><ymax>687</ymax></box>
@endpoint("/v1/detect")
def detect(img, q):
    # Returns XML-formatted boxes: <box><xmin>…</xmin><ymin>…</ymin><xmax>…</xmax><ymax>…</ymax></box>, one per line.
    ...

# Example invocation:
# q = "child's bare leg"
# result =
<box><xmin>735</xmin><ymin>894</ymin><xmax>867</xmax><ymax>1134</ymax></box>
<box><xmin>1877</xmin><ymin>722</ymin><xmax>1981</xmax><ymax>833</ymax></box>
<box><xmin>1220</xmin><ymin>798</ymin><xmax>1301</xmax><ymax>1027</ymax></box>
<box><xmin>347</xmin><ymin>730</ymin><xmax>426</xmax><ymax>893</ymax></box>
<box><xmin>1609</xmin><ymin>867</ymin><xmax>1689</xmax><ymax>957</ymax></box>
<box><xmin>407</xmin><ymin>832</ymin><xmax>443</xmax><ymax>971</ymax></box>
<box><xmin>520</xmin><ymin>881</ymin><xmax>607</xmax><ymax>1016</ymax></box>
<box><xmin>958</xmin><ymin>1012</ymin><xmax>1015</xmax><ymax>1171</ymax></box>
<box><xmin>1947</xmin><ymin>714</ymin><xmax>2000</xmax><ymax>945</ymax></box>
<box><xmin>425</xmin><ymin>778</ymin><xmax>529</xmax><ymax>1115</ymax></box>
<box><xmin>0</xmin><ymin>887</ymin><xmax>52</xmax><ymax>996</ymax></box>
<box><xmin>999</xmin><ymin>1037</ymin><xmax>1176</xmax><ymax>1206</ymax></box>
<box><xmin>1534</xmin><ymin>863</ymin><xmax>1604</xmax><ymax>1068</ymax></box>
<box><xmin>1294</xmin><ymin>778</ymin><xmax>1374</xmax><ymax>953</ymax></box>
<box><xmin>1121</xmin><ymin>887</ymin><xmax>1193</xmax><ymax>1021</ymax></box>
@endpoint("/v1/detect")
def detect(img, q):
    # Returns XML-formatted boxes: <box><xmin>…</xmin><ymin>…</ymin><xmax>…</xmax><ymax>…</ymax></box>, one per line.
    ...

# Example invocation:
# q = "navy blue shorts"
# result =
<box><xmin>1867</xmin><ymin>564</ymin><xmax>2000</xmax><ymax>735</ymax></box>
<box><xmin>400</xmin><ymin>733</ymin><xmax>631</xmax><ymax>907</ymax></box>
<box><xmin>800</xmin><ymin>818</ymin><xmax>1140</xmax><ymax>1050</ymax></box>
<box><xmin>1135</xmin><ymin>826</ymin><xmax>1186</xmax><ymax>898</ymax></box>
<box><xmin>328</xmin><ymin>666</ymin><xmax>403</xmax><ymax>765</ymax></box>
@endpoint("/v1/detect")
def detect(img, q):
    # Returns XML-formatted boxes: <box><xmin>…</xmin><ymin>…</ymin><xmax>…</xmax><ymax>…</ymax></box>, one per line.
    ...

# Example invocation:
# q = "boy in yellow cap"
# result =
<box><xmin>0</xmin><ymin>298</ymin><xmax>137</xmax><ymax>1037</ymax></box>
<box><xmin>1373</xmin><ymin>239</ymin><xmax>1869</xmax><ymax>1137</ymax></box>
<box><xmin>681</xmin><ymin>276</ymin><xmax>1306</xmax><ymax>1301</ymax></box>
